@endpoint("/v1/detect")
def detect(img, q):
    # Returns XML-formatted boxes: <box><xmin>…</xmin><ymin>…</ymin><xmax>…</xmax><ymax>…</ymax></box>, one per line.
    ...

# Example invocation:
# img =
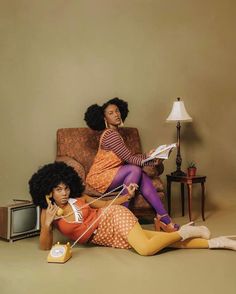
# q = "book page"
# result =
<box><xmin>142</xmin><ymin>143</ymin><xmax>176</xmax><ymax>164</ymax></box>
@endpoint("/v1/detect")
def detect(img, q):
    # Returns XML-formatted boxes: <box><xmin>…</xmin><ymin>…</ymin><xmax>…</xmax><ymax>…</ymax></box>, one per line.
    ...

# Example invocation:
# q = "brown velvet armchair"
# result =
<box><xmin>55</xmin><ymin>127</ymin><xmax>165</xmax><ymax>222</ymax></box>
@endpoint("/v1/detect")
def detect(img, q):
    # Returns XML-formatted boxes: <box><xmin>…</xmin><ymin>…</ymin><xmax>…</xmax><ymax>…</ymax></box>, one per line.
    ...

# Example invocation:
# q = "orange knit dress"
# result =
<box><xmin>86</xmin><ymin>129</ymin><xmax>148</xmax><ymax>193</ymax></box>
<box><xmin>86</xmin><ymin>130</ymin><xmax>124</xmax><ymax>193</ymax></box>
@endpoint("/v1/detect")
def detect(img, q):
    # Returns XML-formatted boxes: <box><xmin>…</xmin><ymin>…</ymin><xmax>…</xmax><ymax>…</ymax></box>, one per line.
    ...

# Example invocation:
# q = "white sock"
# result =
<box><xmin>178</xmin><ymin>225</ymin><xmax>211</xmax><ymax>241</ymax></box>
<box><xmin>208</xmin><ymin>236</ymin><xmax>236</xmax><ymax>250</ymax></box>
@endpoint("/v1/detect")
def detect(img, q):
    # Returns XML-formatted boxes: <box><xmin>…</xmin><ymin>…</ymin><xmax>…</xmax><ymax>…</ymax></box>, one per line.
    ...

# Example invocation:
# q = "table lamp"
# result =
<box><xmin>166</xmin><ymin>97</ymin><xmax>192</xmax><ymax>176</ymax></box>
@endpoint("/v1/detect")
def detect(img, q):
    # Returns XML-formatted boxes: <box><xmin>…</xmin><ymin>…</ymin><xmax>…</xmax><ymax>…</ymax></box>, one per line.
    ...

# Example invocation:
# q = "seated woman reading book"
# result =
<box><xmin>84</xmin><ymin>97</ymin><xmax>179</xmax><ymax>232</ymax></box>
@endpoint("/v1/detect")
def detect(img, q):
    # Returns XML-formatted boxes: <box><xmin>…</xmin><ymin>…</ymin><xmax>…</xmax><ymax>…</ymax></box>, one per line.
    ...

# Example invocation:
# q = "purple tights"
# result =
<box><xmin>107</xmin><ymin>164</ymin><xmax>172</xmax><ymax>225</ymax></box>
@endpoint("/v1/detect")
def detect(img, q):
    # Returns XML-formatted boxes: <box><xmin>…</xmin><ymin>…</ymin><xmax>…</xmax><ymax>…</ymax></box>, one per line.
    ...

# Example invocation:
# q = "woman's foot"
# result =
<box><xmin>154</xmin><ymin>214</ymin><xmax>180</xmax><ymax>232</ymax></box>
<box><xmin>178</xmin><ymin>224</ymin><xmax>211</xmax><ymax>241</ymax></box>
<box><xmin>208</xmin><ymin>236</ymin><xmax>236</xmax><ymax>250</ymax></box>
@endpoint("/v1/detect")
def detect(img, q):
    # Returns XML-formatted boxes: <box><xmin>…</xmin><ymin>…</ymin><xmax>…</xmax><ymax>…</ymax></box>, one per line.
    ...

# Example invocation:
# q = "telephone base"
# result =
<box><xmin>47</xmin><ymin>242</ymin><xmax>72</xmax><ymax>263</ymax></box>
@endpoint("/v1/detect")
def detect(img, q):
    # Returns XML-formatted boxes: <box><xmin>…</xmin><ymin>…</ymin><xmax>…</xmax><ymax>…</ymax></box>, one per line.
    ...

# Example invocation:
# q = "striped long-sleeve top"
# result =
<box><xmin>100</xmin><ymin>129</ymin><xmax>153</xmax><ymax>166</ymax></box>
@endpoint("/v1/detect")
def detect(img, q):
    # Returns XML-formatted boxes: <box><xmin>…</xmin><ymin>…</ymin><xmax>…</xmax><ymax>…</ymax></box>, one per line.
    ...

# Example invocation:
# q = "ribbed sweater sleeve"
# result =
<box><xmin>101</xmin><ymin>129</ymin><xmax>154</xmax><ymax>166</ymax></box>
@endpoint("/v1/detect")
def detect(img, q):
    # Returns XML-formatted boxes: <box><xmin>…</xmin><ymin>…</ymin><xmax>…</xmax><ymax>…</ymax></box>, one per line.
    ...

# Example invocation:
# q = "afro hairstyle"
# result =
<box><xmin>28</xmin><ymin>161</ymin><xmax>84</xmax><ymax>209</ymax></box>
<box><xmin>84</xmin><ymin>97</ymin><xmax>129</xmax><ymax>131</ymax></box>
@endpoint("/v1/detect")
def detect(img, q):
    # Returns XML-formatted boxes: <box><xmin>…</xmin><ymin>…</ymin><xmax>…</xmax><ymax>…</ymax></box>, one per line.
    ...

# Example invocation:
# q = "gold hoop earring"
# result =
<box><xmin>119</xmin><ymin>119</ymin><xmax>124</xmax><ymax>127</ymax></box>
<box><xmin>104</xmin><ymin>119</ymin><xmax>108</xmax><ymax>128</ymax></box>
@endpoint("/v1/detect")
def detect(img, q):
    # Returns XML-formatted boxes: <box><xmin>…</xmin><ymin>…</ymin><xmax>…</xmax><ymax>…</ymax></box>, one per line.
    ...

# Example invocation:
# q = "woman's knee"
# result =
<box><xmin>129</xmin><ymin>241</ymin><xmax>160</xmax><ymax>256</ymax></box>
<box><xmin>127</xmin><ymin>165</ymin><xmax>142</xmax><ymax>178</ymax></box>
<box><xmin>133</xmin><ymin>244</ymin><xmax>154</xmax><ymax>256</ymax></box>
<box><xmin>127</xmin><ymin>223</ymin><xmax>158</xmax><ymax>256</ymax></box>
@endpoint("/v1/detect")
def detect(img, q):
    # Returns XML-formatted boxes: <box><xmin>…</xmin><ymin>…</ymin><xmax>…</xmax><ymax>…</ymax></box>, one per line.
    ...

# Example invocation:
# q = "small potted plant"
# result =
<box><xmin>187</xmin><ymin>162</ymin><xmax>197</xmax><ymax>177</ymax></box>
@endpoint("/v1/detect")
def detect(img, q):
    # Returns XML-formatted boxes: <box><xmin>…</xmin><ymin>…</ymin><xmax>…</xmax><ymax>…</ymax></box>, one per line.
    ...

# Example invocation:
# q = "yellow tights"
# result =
<box><xmin>127</xmin><ymin>223</ymin><xmax>209</xmax><ymax>256</ymax></box>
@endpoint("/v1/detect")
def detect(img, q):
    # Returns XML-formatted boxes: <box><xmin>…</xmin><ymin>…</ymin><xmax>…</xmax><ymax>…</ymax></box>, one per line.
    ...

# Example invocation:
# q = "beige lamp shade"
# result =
<box><xmin>166</xmin><ymin>98</ymin><xmax>192</xmax><ymax>122</ymax></box>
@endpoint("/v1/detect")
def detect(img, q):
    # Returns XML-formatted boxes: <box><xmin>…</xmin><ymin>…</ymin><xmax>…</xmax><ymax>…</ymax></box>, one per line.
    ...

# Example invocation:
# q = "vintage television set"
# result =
<box><xmin>0</xmin><ymin>201</ymin><xmax>40</xmax><ymax>241</ymax></box>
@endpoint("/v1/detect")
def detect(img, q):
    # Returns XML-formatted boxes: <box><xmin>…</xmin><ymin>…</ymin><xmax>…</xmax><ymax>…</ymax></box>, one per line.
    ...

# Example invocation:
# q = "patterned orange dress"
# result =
<box><xmin>91</xmin><ymin>205</ymin><xmax>137</xmax><ymax>249</ymax></box>
<box><xmin>86</xmin><ymin>130</ymin><xmax>123</xmax><ymax>193</ymax></box>
<box><xmin>53</xmin><ymin>198</ymin><xmax>137</xmax><ymax>249</ymax></box>
<box><xmin>86</xmin><ymin>129</ymin><xmax>148</xmax><ymax>193</ymax></box>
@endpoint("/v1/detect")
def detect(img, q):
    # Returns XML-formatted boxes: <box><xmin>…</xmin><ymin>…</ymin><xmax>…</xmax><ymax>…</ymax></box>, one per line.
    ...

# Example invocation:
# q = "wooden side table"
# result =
<box><xmin>166</xmin><ymin>174</ymin><xmax>207</xmax><ymax>221</ymax></box>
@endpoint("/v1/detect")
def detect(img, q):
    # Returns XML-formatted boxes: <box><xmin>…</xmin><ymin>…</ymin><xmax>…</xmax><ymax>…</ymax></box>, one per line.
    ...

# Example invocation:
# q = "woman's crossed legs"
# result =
<box><xmin>108</xmin><ymin>164</ymin><xmax>176</xmax><ymax>227</ymax></box>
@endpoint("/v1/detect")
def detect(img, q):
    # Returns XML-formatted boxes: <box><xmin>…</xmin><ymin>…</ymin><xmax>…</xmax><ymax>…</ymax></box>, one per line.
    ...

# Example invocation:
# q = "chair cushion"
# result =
<box><xmin>84</xmin><ymin>184</ymin><xmax>103</xmax><ymax>197</ymax></box>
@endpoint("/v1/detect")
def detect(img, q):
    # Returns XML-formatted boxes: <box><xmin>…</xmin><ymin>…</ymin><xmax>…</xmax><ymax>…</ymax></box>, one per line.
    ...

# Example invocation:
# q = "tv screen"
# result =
<box><xmin>11</xmin><ymin>206</ymin><xmax>38</xmax><ymax>235</ymax></box>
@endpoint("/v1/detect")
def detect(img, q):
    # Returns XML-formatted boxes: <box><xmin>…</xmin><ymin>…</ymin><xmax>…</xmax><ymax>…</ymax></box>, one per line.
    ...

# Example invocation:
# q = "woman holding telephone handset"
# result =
<box><xmin>29</xmin><ymin>162</ymin><xmax>236</xmax><ymax>255</ymax></box>
<box><xmin>30</xmin><ymin>162</ymin><xmax>138</xmax><ymax>250</ymax></box>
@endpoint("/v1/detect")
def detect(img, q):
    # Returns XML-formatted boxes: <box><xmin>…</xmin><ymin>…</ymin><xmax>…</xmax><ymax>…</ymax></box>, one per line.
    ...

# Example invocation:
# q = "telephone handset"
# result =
<box><xmin>45</xmin><ymin>194</ymin><xmax>64</xmax><ymax>217</ymax></box>
<box><xmin>45</xmin><ymin>195</ymin><xmax>72</xmax><ymax>263</ymax></box>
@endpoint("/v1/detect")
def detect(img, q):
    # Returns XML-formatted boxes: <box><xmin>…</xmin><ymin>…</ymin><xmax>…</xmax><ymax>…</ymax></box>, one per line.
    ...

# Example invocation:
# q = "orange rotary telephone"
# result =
<box><xmin>47</xmin><ymin>242</ymin><xmax>72</xmax><ymax>263</ymax></box>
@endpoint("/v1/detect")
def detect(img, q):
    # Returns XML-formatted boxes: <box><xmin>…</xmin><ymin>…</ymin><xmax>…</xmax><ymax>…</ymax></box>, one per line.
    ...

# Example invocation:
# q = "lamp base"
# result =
<box><xmin>171</xmin><ymin>170</ymin><xmax>187</xmax><ymax>177</ymax></box>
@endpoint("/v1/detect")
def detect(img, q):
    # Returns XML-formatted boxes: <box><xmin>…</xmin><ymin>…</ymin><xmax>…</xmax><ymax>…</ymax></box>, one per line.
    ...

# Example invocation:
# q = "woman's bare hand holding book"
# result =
<box><xmin>142</xmin><ymin>143</ymin><xmax>177</xmax><ymax>164</ymax></box>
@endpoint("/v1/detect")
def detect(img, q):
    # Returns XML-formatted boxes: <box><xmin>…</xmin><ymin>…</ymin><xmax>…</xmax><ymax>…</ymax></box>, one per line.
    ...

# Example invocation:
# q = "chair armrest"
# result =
<box><xmin>56</xmin><ymin>156</ymin><xmax>86</xmax><ymax>181</ymax></box>
<box><xmin>142</xmin><ymin>162</ymin><xmax>164</xmax><ymax>178</ymax></box>
<box><xmin>151</xmin><ymin>177</ymin><xmax>164</xmax><ymax>192</ymax></box>
<box><xmin>84</xmin><ymin>184</ymin><xmax>120</xmax><ymax>199</ymax></box>
<box><xmin>155</xmin><ymin>162</ymin><xmax>164</xmax><ymax>176</ymax></box>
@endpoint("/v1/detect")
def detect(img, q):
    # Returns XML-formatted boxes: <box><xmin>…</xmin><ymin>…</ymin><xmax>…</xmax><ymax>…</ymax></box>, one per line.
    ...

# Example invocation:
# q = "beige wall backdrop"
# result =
<box><xmin>1</xmin><ymin>0</ymin><xmax>236</xmax><ymax>211</ymax></box>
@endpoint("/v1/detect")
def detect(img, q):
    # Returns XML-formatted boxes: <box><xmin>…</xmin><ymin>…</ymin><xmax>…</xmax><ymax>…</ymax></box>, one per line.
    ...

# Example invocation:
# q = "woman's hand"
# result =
<box><xmin>44</xmin><ymin>202</ymin><xmax>59</xmax><ymax>227</ymax></box>
<box><xmin>126</xmin><ymin>183</ymin><xmax>138</xmax><ymax>199</ymax></box>
<box><xmin>147</xmin><ymin>149</ymin><xmax>156</xmax><ymax>157</ymax></box>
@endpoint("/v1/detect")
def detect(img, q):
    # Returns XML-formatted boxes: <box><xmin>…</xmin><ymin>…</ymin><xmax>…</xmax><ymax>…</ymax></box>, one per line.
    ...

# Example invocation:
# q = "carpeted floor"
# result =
<box><xmin>1</xmin><ymin>203</ymin><xmax>236</xmax><ymax>294</ymax></box>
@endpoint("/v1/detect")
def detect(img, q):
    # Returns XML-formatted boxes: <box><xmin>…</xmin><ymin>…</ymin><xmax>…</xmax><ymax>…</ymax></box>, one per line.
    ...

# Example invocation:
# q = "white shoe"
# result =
<box><xmin>208</xmin><ymin>236</ymin><xmax>236</xmax><ymax>251</ymax></box>
<box><xmin>178</xmin><ymin>224</ymin><xmax>211</xmax><ymax>241</ymax></box>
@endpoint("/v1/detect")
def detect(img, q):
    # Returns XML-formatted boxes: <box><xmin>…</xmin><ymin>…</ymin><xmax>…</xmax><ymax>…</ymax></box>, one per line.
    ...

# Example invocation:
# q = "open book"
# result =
<box><xmin>142</xmin><ymin>143</ymin><xmax>177</xmax><ymax>164</ymax></box>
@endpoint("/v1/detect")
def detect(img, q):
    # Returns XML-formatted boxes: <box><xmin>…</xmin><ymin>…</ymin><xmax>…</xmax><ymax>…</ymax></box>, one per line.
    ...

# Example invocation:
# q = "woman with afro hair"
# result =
<box><xmin>28</xmin><ymin>161</ymin><xmax>236</xmax><ymax>254</ymax></box>
<box><xmin>84</xmin><ymin>97</ymin><xmax>179</xmax><ymax>232</ymax></box>
<box><xmin>29</xmin><ymin>161</ymin><xmax>138</xmax><ymax>250</ymax></box>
